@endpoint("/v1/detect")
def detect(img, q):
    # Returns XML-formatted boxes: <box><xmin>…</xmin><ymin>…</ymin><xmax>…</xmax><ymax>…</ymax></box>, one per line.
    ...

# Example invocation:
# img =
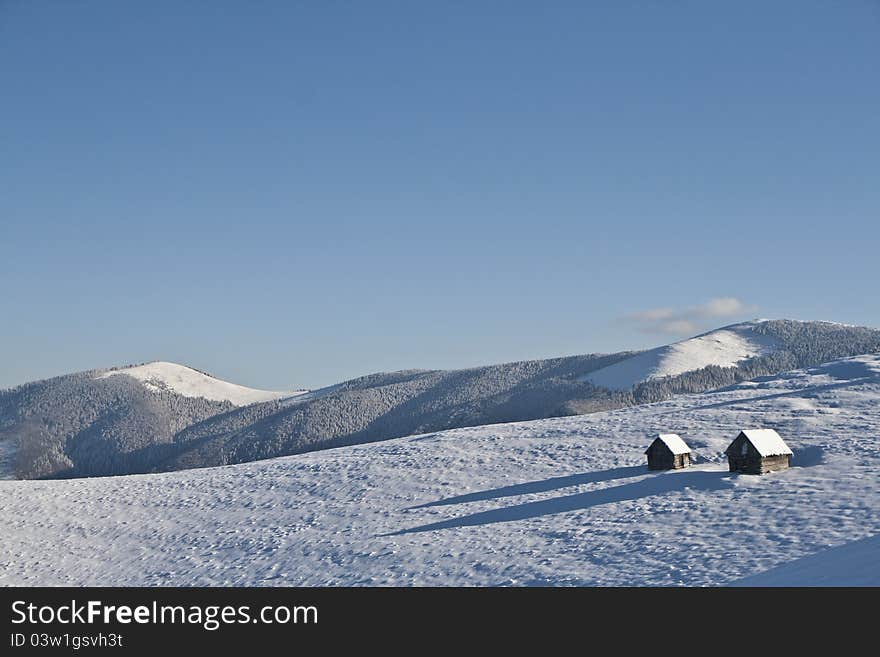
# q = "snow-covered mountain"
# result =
<box><xmin>2</xmin><ymin>353</ymin><xmax>877</xmax><ymax>586</ymax></box>
<box><xmin>97</xmin><ymin>361</ymin><xmax>303</xmax><ymax>406</ymax></box>
<box><xmin>584</xmin><ymin>321</ymin><xmax>779</xmax><ymax>390</ymax></box>
<box><xmin>2</xmin><ymin>319</ymin><xmax>880</xmax><ymax>480</ymax></box>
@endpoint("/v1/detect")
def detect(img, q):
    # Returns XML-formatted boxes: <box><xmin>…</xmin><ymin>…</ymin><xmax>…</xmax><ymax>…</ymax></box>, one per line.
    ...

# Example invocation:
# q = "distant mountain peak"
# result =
<box><xmin>97</xmin><ymin>360</ymin><xmax>304</xmax><ymax>406</ymax></box>
<box><xmin>583</xmin><ymin>321</ymin><xmax>780</xmax><ymax>391</ymax></box>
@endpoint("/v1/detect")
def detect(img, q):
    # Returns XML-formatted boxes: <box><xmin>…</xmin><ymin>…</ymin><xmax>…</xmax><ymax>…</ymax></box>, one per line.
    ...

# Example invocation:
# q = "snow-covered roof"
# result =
<box><xmin>646</xmin><ymin>433</ymin><xmax>691</xmax><ymax>455</ymax></box>
<box><xmin>736</xmin><ymin>429</ymin><xmax>792</xmax><ymax>457</ymax></box>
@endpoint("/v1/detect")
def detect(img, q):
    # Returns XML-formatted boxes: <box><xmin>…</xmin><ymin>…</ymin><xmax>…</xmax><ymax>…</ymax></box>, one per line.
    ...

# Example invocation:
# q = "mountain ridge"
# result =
<box><xmin>584</xmin><ymin>320</ymin><xmax>779</xmax><ymax>390</ymax></box>
<box><xmin>97</xmin><ymin>360</ymin><xmax>305</xmax><ymax>406</ymax></box>
<box><xmin>2</xmin><ymin>318</ymin><xmax>879</xmax><ymax>479</ymax></box>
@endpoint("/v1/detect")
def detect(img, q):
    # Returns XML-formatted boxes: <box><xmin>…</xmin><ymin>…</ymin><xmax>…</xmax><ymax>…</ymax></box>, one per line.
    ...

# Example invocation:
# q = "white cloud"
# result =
<box><xmin>630</xmin><ymin>308</ymin><xmax>675</xmax><ymax>321</ymax></box>
<box><xmin>694</xmin><ymin>297</ymin><xmax>757</xmax><ymax>319</ymax></box>
<box><xmin>627</xmin><ymin>297</ymin><xmax>758</xmax><ymax>336</ymax></box>
<box><xmin>656</xmin><ymin>319</ymin><xmax>701</xmax><ymax>335</ymax></box>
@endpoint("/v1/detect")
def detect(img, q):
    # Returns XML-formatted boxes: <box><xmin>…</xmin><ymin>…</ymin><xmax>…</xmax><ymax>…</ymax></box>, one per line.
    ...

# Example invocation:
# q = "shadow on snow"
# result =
<box><xmin>408</xmin><ymin>465</ymin><xmax>647</xmax><ymax>509</ymax></box>
<box><xmin>388</xmin><ymin>467</ymin><xmax>734</xmax><ymax>536</ymax></box>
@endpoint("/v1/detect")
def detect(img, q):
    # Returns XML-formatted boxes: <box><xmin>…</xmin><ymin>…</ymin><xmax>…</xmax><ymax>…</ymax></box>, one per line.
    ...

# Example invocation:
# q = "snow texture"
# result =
<box><xmin>98</xmin><ymin>361</ymin><xmax>303</xmax><ymax>406</ymax></box>
<box><xmin>651</xmin><ymin>434</ymin><xmax>691</xmax><ymax>455</ymax></box>
<box><xmin>728</xmin><ymin>534</ymin><xmax>880</xmax><ymax>586</ymax></box>
<box><xmin>2</xmin><ymin>353</ymin><xmax>878</xmax><ymax>586</ymax></box>
<box><xmin>585</xmin><ymin>322</ymin><xmax>779</xmax><ymax>390</ymax></box>
<box><xmin>735</xmin><ymin>429</ymin><xmax>793</xmax><ymax>457</ymax></box>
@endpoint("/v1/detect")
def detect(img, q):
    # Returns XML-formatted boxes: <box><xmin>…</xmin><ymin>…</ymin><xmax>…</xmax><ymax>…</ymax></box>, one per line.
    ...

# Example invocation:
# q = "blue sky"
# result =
<box><xmin>2</xmin><ymin>1</ymin><xmax>879</xmax><ymax>390</ymax></box>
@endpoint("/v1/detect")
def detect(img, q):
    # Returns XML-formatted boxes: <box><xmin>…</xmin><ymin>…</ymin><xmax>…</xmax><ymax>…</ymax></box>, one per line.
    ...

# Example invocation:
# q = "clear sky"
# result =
<box><xmin>2</xmin><ymin>1</ymin><xmax>879</xmax><ymax>390</ymax></box>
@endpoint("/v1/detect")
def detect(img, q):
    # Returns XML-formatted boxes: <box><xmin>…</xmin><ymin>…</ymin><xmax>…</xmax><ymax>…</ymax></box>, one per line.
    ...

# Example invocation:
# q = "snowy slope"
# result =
<box><xmin>729</xmin><ymin>534</ymin><xmax>880</xmax><ymax>586</ymax></box>
<box><xmin>97</xmin><ymin>361</ymin><xmax>304</xmax><ymax>406</ymax></box>
<box><xmin>584</xmin><ymin>321</ymin><xmax>779</xmax><ymax>390</ymax></box>
<box><xmin>2</xmin><ymin>354</ymin><xmax>878</xmax><ymax>586</ymax></box>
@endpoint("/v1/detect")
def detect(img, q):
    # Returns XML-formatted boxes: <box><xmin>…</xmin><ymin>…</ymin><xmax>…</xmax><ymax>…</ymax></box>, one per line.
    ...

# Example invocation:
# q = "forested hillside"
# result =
<box><xmin>3</xmin><ymin>320</ymin><xmax>879</xmax><ymax>479</ymax></box>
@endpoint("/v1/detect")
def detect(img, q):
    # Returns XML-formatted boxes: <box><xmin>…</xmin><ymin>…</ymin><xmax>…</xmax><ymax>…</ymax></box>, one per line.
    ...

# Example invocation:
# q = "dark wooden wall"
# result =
<box><xmin>726</xmin><ymin>436</ymin><xmax>791</xmax><ymax>475</ymax></box>
<box><xmin>646</xmin><ymin>442</ymin><xmax>690</xmax><ymax>470</ymax></box>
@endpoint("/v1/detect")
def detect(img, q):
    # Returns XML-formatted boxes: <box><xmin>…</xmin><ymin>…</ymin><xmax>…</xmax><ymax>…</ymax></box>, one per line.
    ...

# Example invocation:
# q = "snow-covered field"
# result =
<box><xmin>3</xmin><ymin>355</ymin><xmax>878</xmax><ymax>586</ymax></box>
<box><xmin>585</xmin><ymin>322</ymin><xmax>779</xmax><ymax>390</ymax></box>
<box><xmin>98</xmin><ymin>361</ymin><xmax>304</xmax><ymax>406</ymax></box>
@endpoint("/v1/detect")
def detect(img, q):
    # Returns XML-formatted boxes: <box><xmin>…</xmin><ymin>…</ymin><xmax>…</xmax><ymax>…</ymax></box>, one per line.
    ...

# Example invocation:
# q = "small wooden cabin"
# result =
<box><xmin>645</xmin><ymin>434</ymin><xmax>691</xmax><ymax>470</ymax></box>
<box><xmin>725</xmin><ymin>429</ymin><xmax>792</xmax><ymax>474</ymax></box>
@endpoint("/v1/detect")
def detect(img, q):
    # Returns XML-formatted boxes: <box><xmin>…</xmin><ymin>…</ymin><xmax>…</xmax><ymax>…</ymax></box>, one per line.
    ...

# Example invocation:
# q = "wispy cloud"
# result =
<box><xmin>626</xmin><ymin>297</ymin><xmax>758</xmax><ymax>336</ymax></box>
<box><xmin>630</xmin><ymin>308</ymin><xmax>675</xmax><ymax>322</ymax></box>
<box><xmin>693</xmin><ymin>297</ymin><xmax>755</xmax><ymax>319</ymax></box>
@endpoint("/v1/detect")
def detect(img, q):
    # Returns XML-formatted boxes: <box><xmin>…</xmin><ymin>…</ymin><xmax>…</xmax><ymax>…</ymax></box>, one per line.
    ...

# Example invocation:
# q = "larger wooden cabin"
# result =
<box><xmin>725</xmin><ymin>429</ymin><xmax>792</xmax><ymax>474</ymax></box>
<box><xmin>644</xmin><ymin>434</ymin><xmax>692</xmax><ymax>470</ymax></box>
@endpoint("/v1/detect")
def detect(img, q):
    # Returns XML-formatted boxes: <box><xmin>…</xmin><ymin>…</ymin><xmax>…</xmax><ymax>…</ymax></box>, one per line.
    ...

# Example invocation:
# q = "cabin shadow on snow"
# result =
<box><xmin>388</xmin><ymin>468</ymin><xmax>734</xmax><ymax>536</ymax></box>
<box><xmin>408</xmin><ymin>465</ymin><xmax>646</xmax><ymax>509</ymax></box>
